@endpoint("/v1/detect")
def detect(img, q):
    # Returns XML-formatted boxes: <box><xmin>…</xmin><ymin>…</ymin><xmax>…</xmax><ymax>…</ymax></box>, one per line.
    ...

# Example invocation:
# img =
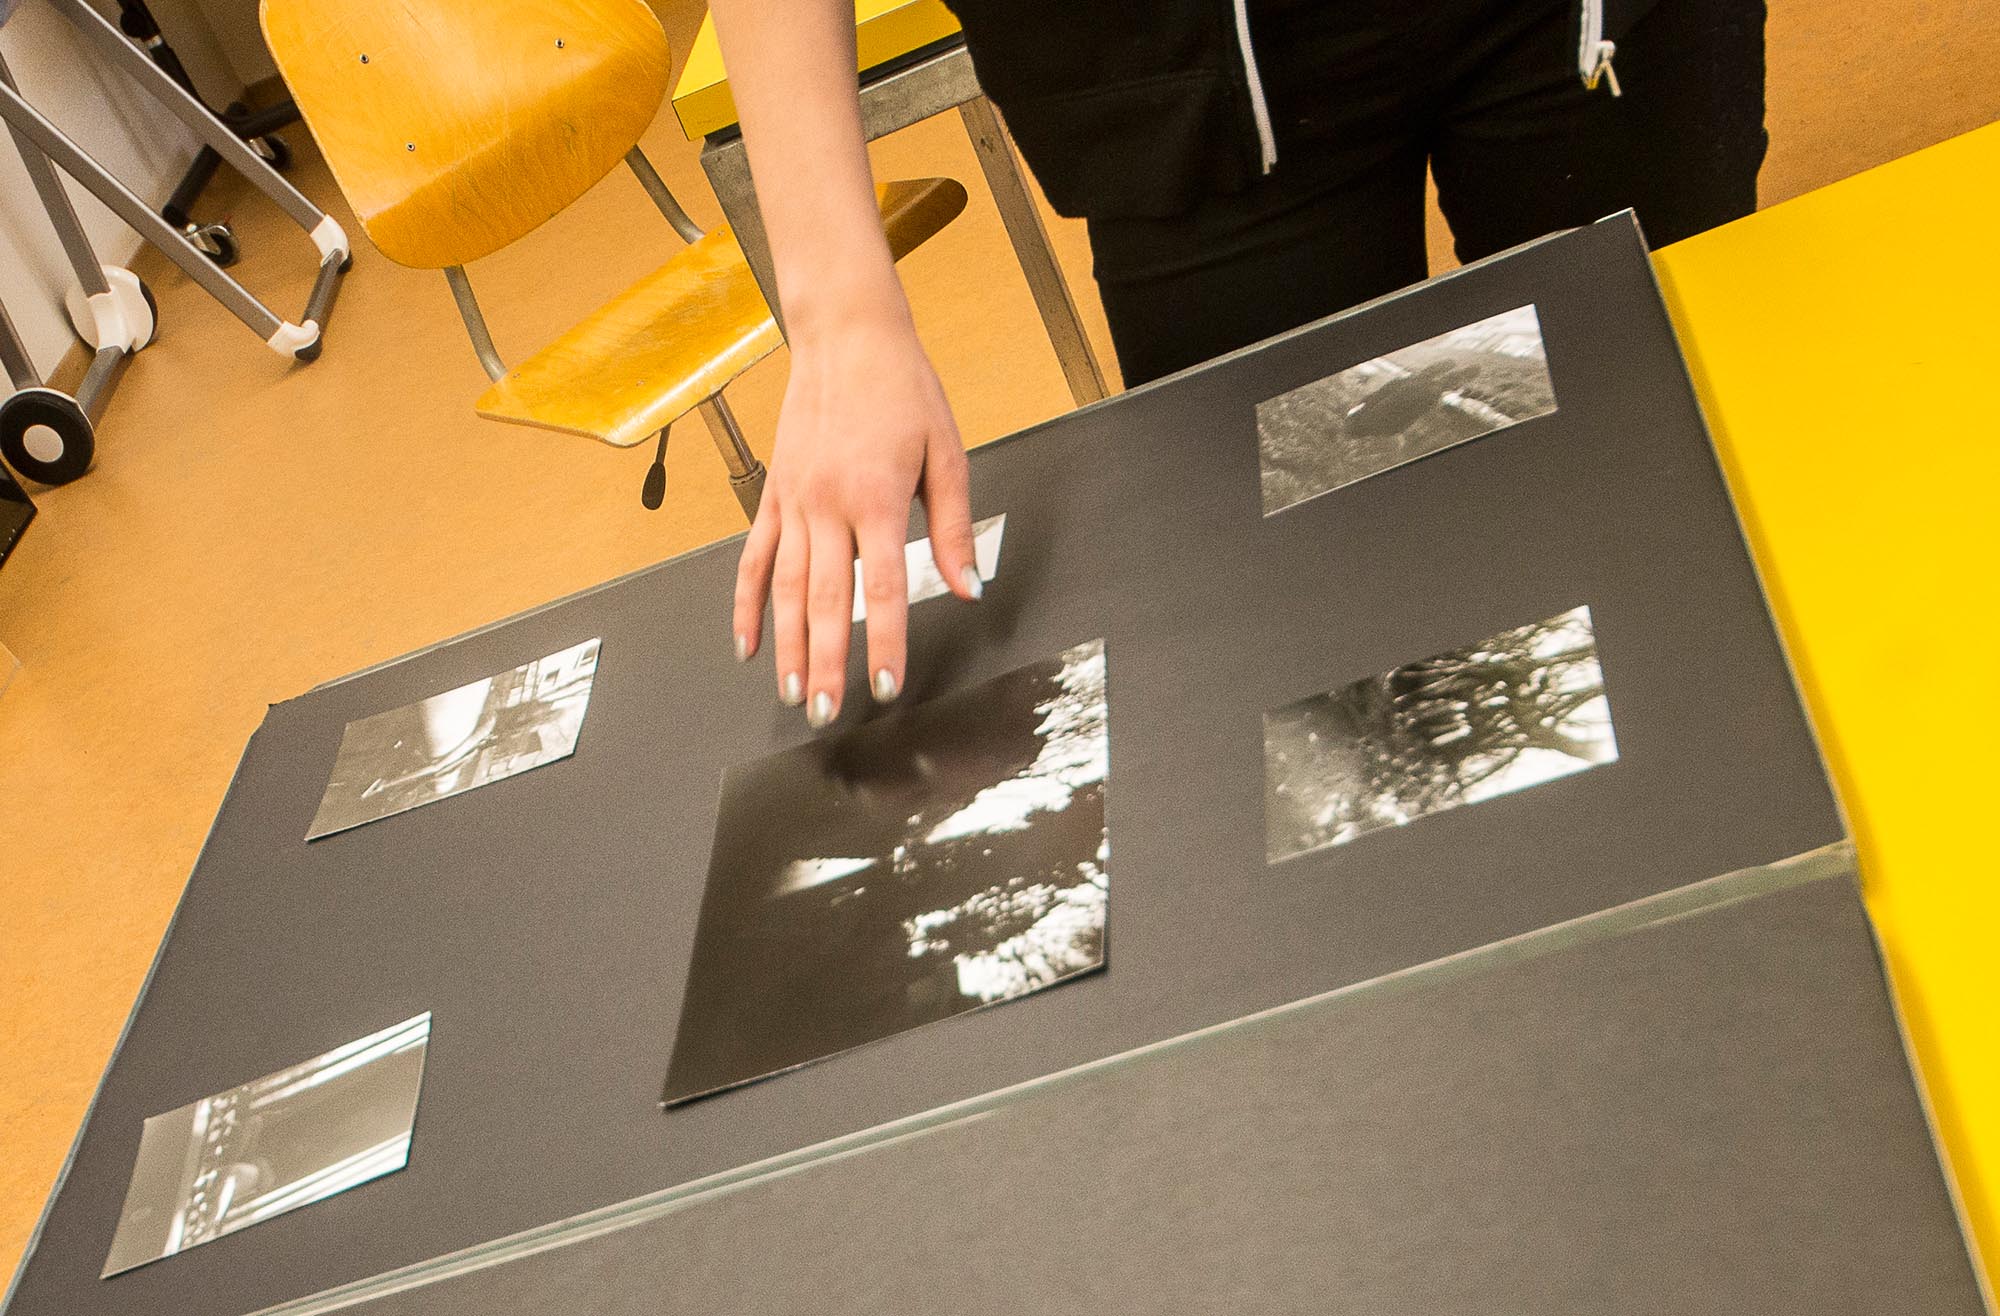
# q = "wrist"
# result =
<box><xmin>777</xmin><ymin>255</ymin><xmax>913</xmax><ymax>348</ymax></box>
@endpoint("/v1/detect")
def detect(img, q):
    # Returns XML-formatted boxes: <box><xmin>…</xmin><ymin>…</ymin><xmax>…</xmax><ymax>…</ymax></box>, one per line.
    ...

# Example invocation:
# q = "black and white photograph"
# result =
<box><xmin>102</xmin><ymin>1012</ymin><xmax>431</xmax><ymax>1278</ymax></box>
<box><xmin>664</xmin><ymin>638</ymin><xmax>1109</xmax><ymax>1106</ymax></box>
<box><xmin>307</xmin><ymin>638</ymin><xmax>601</xmax><ymax>840</ymax></box>
<box><xmin>1264</xmin><ymin>606</ymin><xmax>1615</xmax><ymax>863</ymax></box>
<box><xmin>852</xmin><ymin>513</ymin><xmax>1006</xmax><ymax>622</ymax></box>
<box><xmin>1256</xmin><ymin>304</ymin><xmax>1557</xmax><ymax>515</ymax></box>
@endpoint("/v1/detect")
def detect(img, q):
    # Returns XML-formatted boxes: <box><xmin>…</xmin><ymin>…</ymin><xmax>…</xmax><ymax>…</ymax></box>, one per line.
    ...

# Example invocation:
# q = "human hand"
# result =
<box><xmin>732</xmin><ymin>305</ymin><xmax>978</xmax><ymax>728</ymax></box>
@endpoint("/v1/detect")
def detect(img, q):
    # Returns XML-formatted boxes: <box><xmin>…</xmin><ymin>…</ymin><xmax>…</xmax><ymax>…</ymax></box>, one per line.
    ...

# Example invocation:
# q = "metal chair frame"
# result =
<box><xmin>439</xmin><ymin>147</ymin><xmax>767</xmax><ymax>520</ymax></box>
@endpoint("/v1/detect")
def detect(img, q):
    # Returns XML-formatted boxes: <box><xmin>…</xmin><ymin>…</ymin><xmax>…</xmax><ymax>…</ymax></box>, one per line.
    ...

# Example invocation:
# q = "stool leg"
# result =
<box><xmin>956</xmin><ymin>96</ymin><xmax>1107</xmax><ymax>406</ymax></box>
<box><xmin>699</xmin><ymin>136</ymin><xmax>783</xmax><ymax>335</ymax></box>
<box><xmin>697</xmin><ymin>395</ymin><xmax>766</xmax><ymax>523</ymax></box>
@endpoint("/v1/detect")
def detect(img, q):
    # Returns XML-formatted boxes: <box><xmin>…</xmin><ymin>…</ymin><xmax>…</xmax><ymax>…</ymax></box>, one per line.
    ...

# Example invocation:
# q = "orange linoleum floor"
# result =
<box><xmin>3</xmin><ymin>0</ymin><xmax>1996</xmax><ymax>1285</ymax></box>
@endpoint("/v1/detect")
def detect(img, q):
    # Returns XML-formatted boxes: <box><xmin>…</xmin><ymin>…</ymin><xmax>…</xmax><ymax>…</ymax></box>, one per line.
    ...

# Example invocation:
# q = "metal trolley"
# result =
<box><xmin>0</xmin><ymin>128</ymin><xmax>156</xmax><ymax>485</ymax></box>
<box><xmin>0</xmin><ymin>0</ymin><xmax>351</xmax><ymax>483</ymax></box>
<box><xmin>112</xmin><ymin>0</ymin><xmax>304</xmax><ymax>268</ymax></box>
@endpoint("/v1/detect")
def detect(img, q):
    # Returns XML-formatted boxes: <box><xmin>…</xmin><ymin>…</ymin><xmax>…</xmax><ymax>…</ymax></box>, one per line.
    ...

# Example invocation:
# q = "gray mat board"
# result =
<box><xmin>6</xmin><ymin>216</ymin><xmax>1848</xmax><ymax>1316</ymax></box>
<box><xmin>345</xmin><ymin>853</ymin><xmax>1986</xmax><ymax>1315</ymax></box>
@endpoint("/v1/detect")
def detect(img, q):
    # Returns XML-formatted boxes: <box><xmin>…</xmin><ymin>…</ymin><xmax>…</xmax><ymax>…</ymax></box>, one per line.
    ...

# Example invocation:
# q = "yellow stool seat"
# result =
<box><xmin>475</xmin><ymin>222</ymin><xmax>779</xmax><ymax>448</ymax></box>
<box><xmin>474</xmin><ymin>177</ymin><xmax>969</xmax><ymax>448</ymax></box>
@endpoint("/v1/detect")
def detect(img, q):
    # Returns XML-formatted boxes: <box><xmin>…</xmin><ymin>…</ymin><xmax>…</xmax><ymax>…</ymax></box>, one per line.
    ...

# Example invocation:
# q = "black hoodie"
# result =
<box><xmin>940</xmin><ymin>0</ymin><xmax>1655</xmax><ymax>219</ymax></box>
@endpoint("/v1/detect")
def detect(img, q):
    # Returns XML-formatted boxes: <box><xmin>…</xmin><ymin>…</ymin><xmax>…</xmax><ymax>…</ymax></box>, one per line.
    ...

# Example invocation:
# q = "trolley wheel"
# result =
<box><xmin>64</xmin><ymin>266</ymin><xmax>158</xmax><ymax>352</ymax></box>
<box><xmin>1</xmin><ymin>389</ymin><xmax>96</xmax><ymax>486</ymax></box>
<box><xmin>250</xmin><ymin>134</ymin><xmax>293</xmax><ymax>172</ymax></box>
<box><xmin>188</xmin><ymin>222</ymin><xmax>240</xmax><ymax>268</ymax></box>
<box><xmin>139</xmin><ymin>278</ymin><xmax>159</xmax><ymax>343</ymax></box>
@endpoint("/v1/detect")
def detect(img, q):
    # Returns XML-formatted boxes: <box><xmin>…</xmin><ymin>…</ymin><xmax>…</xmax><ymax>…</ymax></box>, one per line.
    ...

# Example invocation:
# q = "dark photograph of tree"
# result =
<box><xmin>1264</xmin><ymin>606</ymin><xmax>1615</xmax><ymax>863</ymax></box>
<box><xmin>1256</xmin><ymin>304</ymin><xmax>1557</xmax><ymax>515</ymax></box>
<box><xmin>664</xmin><ymin>639</ymin><xmax>1108</xmax><ymax>1106</ymax></box>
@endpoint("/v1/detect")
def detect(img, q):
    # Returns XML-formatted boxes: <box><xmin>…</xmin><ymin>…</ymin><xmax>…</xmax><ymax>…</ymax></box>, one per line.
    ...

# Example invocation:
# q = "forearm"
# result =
<box><xmin>708</xmin><ymin>0</ymin><xmax>910</xmax><ymax>343</ymax></box>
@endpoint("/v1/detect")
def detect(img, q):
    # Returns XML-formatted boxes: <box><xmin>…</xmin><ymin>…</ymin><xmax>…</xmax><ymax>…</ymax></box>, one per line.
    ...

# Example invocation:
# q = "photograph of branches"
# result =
<box><xmin>1256</xmin><ymin>304</ymin><xmax>1558</xmax><ymax>515</ymax></box>
<box><xmin>308</xmin><ymin>638</ymin><xmax>600</xmax><ymax>839</ymax></box>
<box><xmin>1264</xmin><ymin>606</ymin><xmax>1615</xmax><ymax>863</ymax></box>
<box><xmin>665</xmin><ymin>639</ymin><xmax>1108</xmax><ymax>1106</ymax></box>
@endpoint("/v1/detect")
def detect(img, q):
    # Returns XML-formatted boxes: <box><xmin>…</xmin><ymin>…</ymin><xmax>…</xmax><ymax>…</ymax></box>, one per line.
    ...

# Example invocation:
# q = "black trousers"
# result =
<box><xmin>1085</xmin><ymin>0</ymin><xmax>1768</xmax><ymax>385</ymax></box>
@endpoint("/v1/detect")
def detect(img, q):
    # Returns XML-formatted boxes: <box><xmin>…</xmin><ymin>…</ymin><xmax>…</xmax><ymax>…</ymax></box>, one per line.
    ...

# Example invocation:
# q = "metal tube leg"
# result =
<box><xmin>0</xmin><ymin>299</ymin><xmax>42</xmax><ymax>390</ymax></box>
<box><xmin>697</xmin><ymin>395</ymin><xmax>767</xmax><ymax>523</ymax></box>
<box><xmin>0</xmin><ymin>82</ymin><xmax>287</xmax><ymax>343</ymax></box>
<box><xmin>46</xmin><ymin>0</ymin><xmax>328</xmax><ymax>234</ymax></box>
<box><xmin>699</xmin><ymin>135</ymin><xmax>784</xmax><ymax>336</ymax></box>
<box><xmin>73</xmin><ymin>346</ymin><xmax>128</xmax><ymax>419</ymax></box>
<box><xmin>956</xmin><ymin>96</ymin><xmax>1107</xmax><ymax>406</ymax></box>
<box><xmin>626</xmin><ymin>148</ymin><xmax>704</xmax><ymax>244</ymax></box>
<box><xmin>0</xmin><ymin>55</ymin><xmax>110</xmax><ymax>297</ymax></box>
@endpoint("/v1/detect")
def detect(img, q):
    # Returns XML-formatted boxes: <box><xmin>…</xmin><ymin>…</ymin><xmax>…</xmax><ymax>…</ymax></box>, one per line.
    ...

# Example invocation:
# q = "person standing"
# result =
<box><xmin>717</xmin><ymin>0</ymin><xmax>1766</xmax><ymax>726</ymax></box>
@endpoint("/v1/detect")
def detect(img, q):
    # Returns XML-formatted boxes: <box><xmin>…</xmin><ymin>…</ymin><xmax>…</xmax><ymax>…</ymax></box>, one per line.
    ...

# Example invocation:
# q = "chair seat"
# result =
<box><xmin>475</xmin><ymin>177</ymin><xmax>969</xmax><ymax>448</ymax></box>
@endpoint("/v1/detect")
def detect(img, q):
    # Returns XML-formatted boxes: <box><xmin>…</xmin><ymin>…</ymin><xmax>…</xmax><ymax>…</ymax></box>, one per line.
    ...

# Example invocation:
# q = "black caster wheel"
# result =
<box><xmin>250</xmin><ymin>133</ymin><xmax>292</xmax><ymax>172</ymax></box>
<box><xmin>1</xmin><ymin>389</ymin><xmax>96</xmax><ymax>486</ymax></box>
<box><xmin>139</xmin><ymin>277</ymin><xmax>159</xmax><ymax>344</ymax></box>
<box><xmin>187</xmin><ymin>222</ymin><xmax>240</xmax><ymax>268</ymax></box>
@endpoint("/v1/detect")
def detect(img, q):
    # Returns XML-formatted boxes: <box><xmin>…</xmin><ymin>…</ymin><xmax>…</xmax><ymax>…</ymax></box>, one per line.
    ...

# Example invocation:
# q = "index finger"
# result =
<box><xmin>856</xmin><ymin>518</ymin><xmax>910</xmax><ymax>704</ymax></box>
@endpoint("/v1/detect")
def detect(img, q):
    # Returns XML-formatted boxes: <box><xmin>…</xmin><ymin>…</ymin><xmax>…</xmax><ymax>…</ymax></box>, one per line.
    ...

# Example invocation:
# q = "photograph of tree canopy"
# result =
<box><xmin>664</xmin><ymin>639</ymin><xmax>1109</xmax><ymax>1105</ymax></box>
<box><xmin>1264</xmin><ymin>606</ymin><xmax>1615</xmax><ymax>863</ymax></box>
<box><xmin>1256</xmin><ymin>304</ymin><xmax>1557</xmax><ymax>515</ymax></box>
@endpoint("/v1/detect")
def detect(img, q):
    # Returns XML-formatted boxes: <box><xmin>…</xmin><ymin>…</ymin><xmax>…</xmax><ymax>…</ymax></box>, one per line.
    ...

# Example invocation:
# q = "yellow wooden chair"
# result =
<box><xmin>261</xmin><ymin>0</ymin><xmax>967</xmax><ymax>518</ymax></box>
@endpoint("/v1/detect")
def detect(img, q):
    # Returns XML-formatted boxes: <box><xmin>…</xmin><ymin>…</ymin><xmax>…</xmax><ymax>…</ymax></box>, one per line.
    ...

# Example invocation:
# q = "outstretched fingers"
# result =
<box><xmin>732</xmin><ymin>493</ymin><xmax>780</xmax><ymax>662</ymax></box>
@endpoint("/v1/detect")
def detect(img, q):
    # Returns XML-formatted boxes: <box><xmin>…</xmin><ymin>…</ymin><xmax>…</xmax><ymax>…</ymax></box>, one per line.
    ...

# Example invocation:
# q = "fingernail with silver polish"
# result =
<box><xmin>808</xmin><ymin>691</ymin><xmax>836</xmax><ymax>728</ymax></box>
<box><xmin>780</xmin><ymin>672</ymin><xmax>804</xmax><ymax>706</ymax></box>
<box><xmin>960</xmin><ymin>566</ymin><xmax>984</xmax><ymax>600</ymax></box>
<box><xmin>734</xmin><ymin>633</ymin><xmax>751</xmax><ymax>662</ymax></box>
<box><xmin>873</xmin><ymin>668</ymin><xmax>900</xmax><ymax>703</ymax></box>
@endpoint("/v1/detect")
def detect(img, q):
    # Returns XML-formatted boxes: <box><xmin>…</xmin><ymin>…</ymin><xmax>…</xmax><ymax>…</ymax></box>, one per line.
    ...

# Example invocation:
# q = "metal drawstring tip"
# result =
<box><xmin>1585</xmin><ymin>40</ymin><xmax>1621</xmax><ymax>97</ymax></box>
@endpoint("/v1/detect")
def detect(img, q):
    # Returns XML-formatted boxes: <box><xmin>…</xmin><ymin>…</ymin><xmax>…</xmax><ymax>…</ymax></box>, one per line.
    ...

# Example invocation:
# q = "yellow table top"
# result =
<box><xmin>671</xmin><ymin>0</ymin><xmax>962</xmax><ymax>140</ymax></box>
<box><xmin>1657</xmin><ymin>121</ymin><xmax>2000</xmax><ymax>1287</ymax></box>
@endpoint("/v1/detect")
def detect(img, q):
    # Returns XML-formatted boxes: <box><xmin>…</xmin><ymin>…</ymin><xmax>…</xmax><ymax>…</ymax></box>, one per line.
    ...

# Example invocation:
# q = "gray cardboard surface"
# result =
<box><xmin>6</xmin><ymin>217</ymin><xmax>1852</xmax><ymax>1316</ymax></box>
<box><xmin>344</xmin><ymin>851</ymin><xmax>1989</xmax><ymax>1315</ymax></box>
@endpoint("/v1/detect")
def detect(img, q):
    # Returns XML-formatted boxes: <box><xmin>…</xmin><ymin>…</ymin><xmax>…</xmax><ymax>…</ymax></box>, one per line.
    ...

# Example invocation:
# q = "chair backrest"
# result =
<box><xmin>262</xmin><ymin>0</ymin><xmax>671</xmax><ymax>268</ymax></box>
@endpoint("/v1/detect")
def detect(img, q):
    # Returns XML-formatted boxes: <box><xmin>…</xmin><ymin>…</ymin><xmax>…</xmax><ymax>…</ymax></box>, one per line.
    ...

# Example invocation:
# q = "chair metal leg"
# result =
<box><xmin>700</xmin><ymin>44</ymin><xmax>1105</xmax><ymax>407</ymax></box>
<box><xmin>698</xmin><ymin>136</ymin><xmax>782</xmax><ymax>335</ymax></box>
<box><xmin>626</xmin><ymin>148</ymin><xmax>704</xmax><ymax>244</ymax></box>
<box><xmin>956</xmin><ymin>97</ymin><xmax>1107</xmax><ymax>406</ymax></box>
<box><xmin>698</xmin><ymin>396</ymin><xmax>766</xmax><ymax>523</ymax></box>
